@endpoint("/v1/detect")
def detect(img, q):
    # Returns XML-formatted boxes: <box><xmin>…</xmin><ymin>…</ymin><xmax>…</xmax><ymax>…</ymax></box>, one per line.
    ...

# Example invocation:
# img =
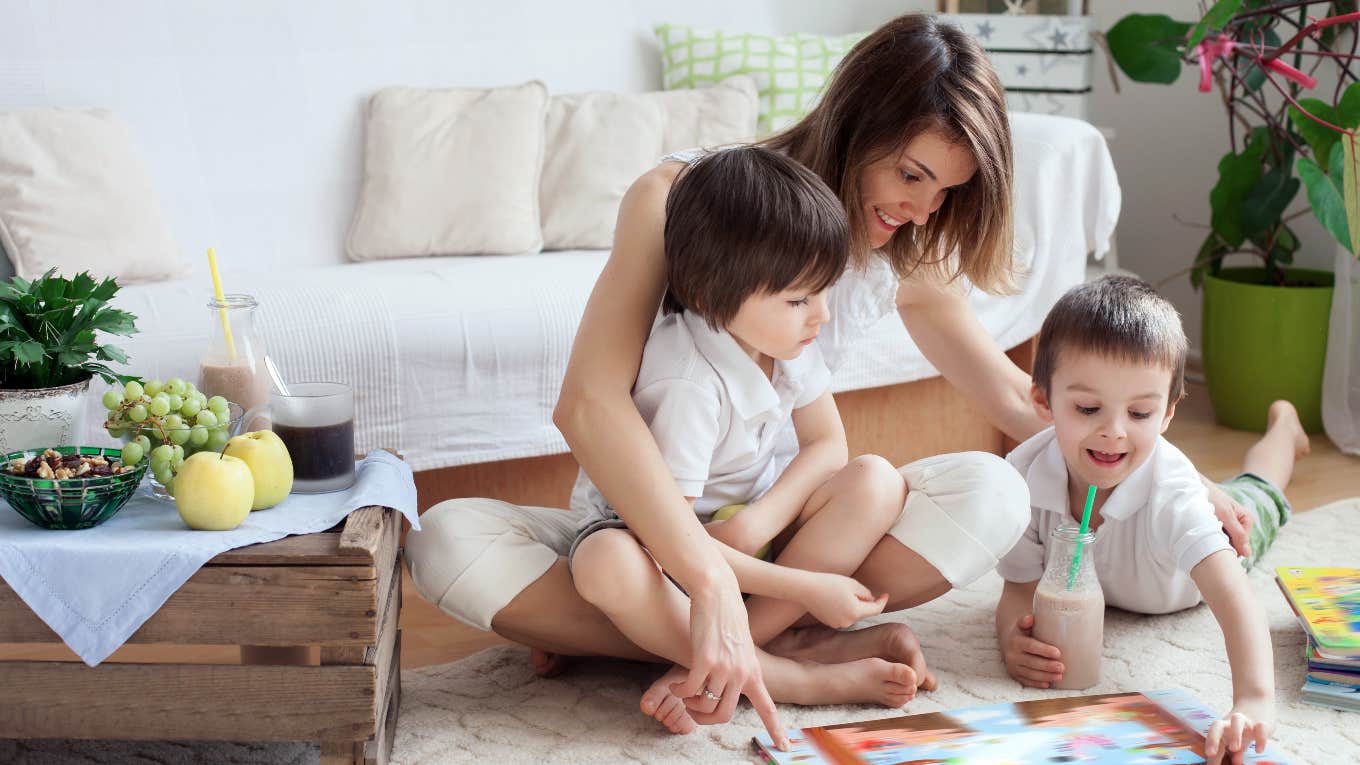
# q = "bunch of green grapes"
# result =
<box><xmin>101</xmin><ymin>378</ymin><xmax>234</xmax><ymax>495</ymax></box>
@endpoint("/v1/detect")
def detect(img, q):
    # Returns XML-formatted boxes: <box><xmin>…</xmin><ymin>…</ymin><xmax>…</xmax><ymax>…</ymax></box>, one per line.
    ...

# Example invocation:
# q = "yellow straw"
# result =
<box><xmin>206</xmin><ymin>247</ymin><xmax>236</xmax><ymax>362</ymax></box>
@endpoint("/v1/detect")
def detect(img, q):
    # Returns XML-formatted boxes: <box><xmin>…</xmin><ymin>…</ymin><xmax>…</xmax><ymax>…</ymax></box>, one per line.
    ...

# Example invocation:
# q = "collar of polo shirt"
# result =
<box><xmin>1025</xmin><ymin>428</ymin><xmax>1158</xmax><ymax>524</ymax></box>
<box><xmin>679</xmin><ymin>310</ymin><xmax>812</xmax><ymax>422</ymax></box>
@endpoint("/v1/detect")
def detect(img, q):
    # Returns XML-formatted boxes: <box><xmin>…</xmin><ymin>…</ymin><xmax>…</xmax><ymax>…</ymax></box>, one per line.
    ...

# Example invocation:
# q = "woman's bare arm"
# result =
<box><xmin>552</xmin><ymin>164</ymin><xmax>783</xmax><ymax>741</ymax></box>
<box><xmin>896</xmin><ymin>276</ymin><xmax>1043</xmax><ymax>442</ymax></box>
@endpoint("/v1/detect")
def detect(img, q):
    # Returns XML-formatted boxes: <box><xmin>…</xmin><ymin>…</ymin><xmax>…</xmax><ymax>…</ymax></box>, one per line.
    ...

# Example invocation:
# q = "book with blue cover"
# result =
<box><xmin>752</xmin><ymin>689</ymin><xmax>1291</xmax><ymax>764</ymax></box>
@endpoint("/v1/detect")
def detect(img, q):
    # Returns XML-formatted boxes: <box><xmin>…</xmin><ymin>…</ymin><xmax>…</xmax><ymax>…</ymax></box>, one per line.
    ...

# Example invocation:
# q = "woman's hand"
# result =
<box><xmin>672</xmin><ymin>575</ymin><xmax>790</xmax><ymax>751</ymax></box>
<box><xmin>796</xmin><ymin>571</ymin><xmax>889</xmax><ymax>629</ymax></box>
<box><xmin>1001</xmin><ymin>613</ymin><xmax>1064</xmax><ymax>688</ymax></box>
<box><xmin>1204</xmin><ymin>696</ymin><xmax>1275</xmax><ymax>764</ymax></box>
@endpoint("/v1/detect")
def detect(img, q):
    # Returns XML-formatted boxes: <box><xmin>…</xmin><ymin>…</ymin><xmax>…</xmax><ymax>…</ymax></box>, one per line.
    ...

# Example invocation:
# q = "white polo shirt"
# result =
<box><xmin>571</xmin><ymin>309</ymin><xmax>832</xmax><ymax>519</ymax></box>
<box><xmin>996</xmin><ymin>427</ymin><xmax>1232</xmax><ymax>614</ymax></box>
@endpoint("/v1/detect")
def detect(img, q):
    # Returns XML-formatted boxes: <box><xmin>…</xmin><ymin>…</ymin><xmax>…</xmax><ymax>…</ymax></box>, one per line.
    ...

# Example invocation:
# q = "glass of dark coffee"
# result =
<box><xmin>245</xmin><ymin>382</ymin><xmax>355</xmax><ymax>493</ymax></box>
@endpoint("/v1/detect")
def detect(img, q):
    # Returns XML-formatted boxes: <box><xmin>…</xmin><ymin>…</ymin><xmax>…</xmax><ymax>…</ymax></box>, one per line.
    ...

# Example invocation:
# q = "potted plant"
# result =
<box><xmin>1104</xmin><ymin>1</ymin><xmax>1360</xmax><ymax>432</ymax></box>
<box><xmin>0</xmin><ymin>270</ymin><xmax>139</xmax><ymax>450</ymax></box>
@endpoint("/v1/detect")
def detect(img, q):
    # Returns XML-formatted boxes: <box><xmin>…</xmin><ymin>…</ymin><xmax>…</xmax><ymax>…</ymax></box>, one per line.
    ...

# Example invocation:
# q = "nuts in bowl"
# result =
<box><xmin>8</xmin><ymin>448</ymin><xmax>138</xmax><ymax>481</ymax></box>
<box><xmin>0</xmin><ymin>446</ymin><xmax>147</xmax><ymax>530</ymax></box>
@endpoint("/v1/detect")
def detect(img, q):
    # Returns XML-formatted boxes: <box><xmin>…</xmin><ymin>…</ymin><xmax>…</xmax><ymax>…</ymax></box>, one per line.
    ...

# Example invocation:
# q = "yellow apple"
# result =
<box><xmin>222</xmin><ymin>429</ymin><xmax>294</xmax><ymax>510</ymax></box>
<box><xmin>174</xmin><ymin>452</ymin><xmax>254</xmax><ymax>531</ymax></box>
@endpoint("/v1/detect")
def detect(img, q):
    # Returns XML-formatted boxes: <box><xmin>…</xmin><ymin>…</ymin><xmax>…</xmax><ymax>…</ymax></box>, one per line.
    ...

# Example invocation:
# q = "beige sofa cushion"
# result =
<box><xmin>540</xmin><ymin>77</ymin><xmax>757</xmax><ymax>250</ymax></box>
<box><xmin>0</xmin><ymin>108</ymin><xmax>185</xmax><ymax>282</ymax></box>
<box><xmin>347</xmin><ymin>81</ymin><xmax>548</xmax><ymax>260</ymax></box>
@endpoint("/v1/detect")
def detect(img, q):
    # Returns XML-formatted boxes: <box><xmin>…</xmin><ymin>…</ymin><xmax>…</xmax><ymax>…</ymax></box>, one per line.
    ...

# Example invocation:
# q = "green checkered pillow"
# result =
<box><xmin>655</xmin><ymin>24</ymin><xmax>865</xmax><ymax>135</ymax></box>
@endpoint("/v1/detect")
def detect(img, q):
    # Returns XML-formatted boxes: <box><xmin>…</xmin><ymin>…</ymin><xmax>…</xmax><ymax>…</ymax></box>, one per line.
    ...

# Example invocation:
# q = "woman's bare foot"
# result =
<box><xmin>530</xmin><ymin>647</ymin><xmax>567</xmax><ymax>678</ymax></box>
<box><xmin>765</xmin><ymin>623</ymin><xmax>937</xmax><ymax>691</ymax></box>
<box><xmin>787</xmin><ymin>658</ymin><xmax>918</xmax><ymax>707</ymax></box>
<box><xmin>640</xmin><ymin>664</ymin><xmax>697</xmax><ymax>734</ymax></box>
<box><xmin>1268</xmin><ymin>400</ymin><xmax>1311</xmax><ymax>458</ymax></box>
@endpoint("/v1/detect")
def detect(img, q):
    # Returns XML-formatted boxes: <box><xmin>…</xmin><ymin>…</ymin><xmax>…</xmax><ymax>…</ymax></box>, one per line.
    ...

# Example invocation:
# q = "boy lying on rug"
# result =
<box><xmin>994</xmin><ymin>276</ymin><xmax>1310</xmax><ymax>763</ymax></box>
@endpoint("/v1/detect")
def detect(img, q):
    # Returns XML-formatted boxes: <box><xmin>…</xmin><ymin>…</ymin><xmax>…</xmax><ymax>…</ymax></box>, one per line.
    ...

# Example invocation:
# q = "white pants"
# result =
<box><xmin>406</xmin><ymin>450</ymin><xmax>1029</xmax><ymax>631</ymax></box>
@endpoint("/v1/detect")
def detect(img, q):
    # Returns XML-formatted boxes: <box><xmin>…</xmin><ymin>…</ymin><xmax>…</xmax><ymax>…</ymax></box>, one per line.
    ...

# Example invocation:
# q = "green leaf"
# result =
<box><xmin>1188</xmin><ymin>0</ymin><xmax>1245</xmax><ymax>49</ymax></box>
<box><xmin>68</xmin><ymin>272</ymin><xmax>95</xmax><ymax>300</ymax></box>
<box><xmin>1338</xmin><ymin>81</ymin><xmax>1360</xmax><ymax>130</ymax></box>
<box><xmin>90</xmin><ymin>276</ymin><xmax>118</xmax><ymax>302</ymax></box>
<box><xmin>1298</xmin><ymin>154</ymin><xmax>1350</xmax><ymax>250</ymax></box>
<box><xmin>1106</xmin><ymin>14</ymin><xmax>1194</xmax><ymax>84</ymax></box>
<box><xmin>1344</xmin><ymin>133</ymin><xmax>1360</xmax><ymax>254</ymax></box>
<box><xmin>95</xmin><ymin>344</ymin><xmax>128</xmax><ymax>364</ymax></box>
<box><xmin>1243</xmin><ymin>147</ymin><xmax>1300</xmax><ymax>239</ymax></box>
<box><xmin>12</xmin><ymin>341</ymin><xmax>45</xmax><ymax>365</ymax></box>
<box><xmin>1191</xmin><ymin>232</ymin><xmax>1230</xmax><ymax>290</ymax></box>
<box><xmin>1210</xmin><ymin>142</ymin><xmax>1267</xmax><ymax>247</ymax></box>
<box><xmin>90</xmin><ymin>308</ymin><xmax>136</xmax><ymax>336</ymax></box>
<box><xmin>1291</xmin><ymin>99</ymin><xmax>1342</xmax><ymax>171</ymax></box>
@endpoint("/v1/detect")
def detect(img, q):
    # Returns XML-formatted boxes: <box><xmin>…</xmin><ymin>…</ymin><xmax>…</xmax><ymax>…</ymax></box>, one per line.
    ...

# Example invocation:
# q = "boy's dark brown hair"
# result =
<box><xmin>662</xmin><ymin>146</ymin><xmax>850</xmax><ymax>329</ymax></box>
<box><xmin>1033</xmin><ymin>276</ymin><xmax>1188</xmax><ymax>402</ymax></box>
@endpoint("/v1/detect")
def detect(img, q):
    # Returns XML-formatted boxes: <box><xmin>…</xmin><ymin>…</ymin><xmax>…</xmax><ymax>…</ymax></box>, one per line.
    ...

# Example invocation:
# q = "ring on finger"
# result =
<box><xmin>701</xmin><ymin>688</ymin><xmax>721</xmax><ymax>702</ymax></box>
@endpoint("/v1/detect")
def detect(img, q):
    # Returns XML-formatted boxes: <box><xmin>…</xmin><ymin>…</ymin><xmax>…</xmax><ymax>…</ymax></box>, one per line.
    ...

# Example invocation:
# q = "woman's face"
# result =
<box><xmin>858</xmin><ymin>129</ymin><xmax>978</xmax><ymax>249</ymax></box>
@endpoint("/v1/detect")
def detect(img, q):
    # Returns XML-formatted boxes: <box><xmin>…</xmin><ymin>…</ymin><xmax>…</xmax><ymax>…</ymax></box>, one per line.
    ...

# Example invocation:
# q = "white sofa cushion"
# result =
<box><xmin>346</xmin><ymin>80</ymin><xmax>549</xmax><ymax>261</ymax></box>
<box><xmin>0</xmin><ymin>108</ymin><xmax>186</xmax><ymax>283</ymax></box>
<box><xmin>540</xmin><ymin>77</ymin><xmax>757</xmax><ymax>250</ymax></box>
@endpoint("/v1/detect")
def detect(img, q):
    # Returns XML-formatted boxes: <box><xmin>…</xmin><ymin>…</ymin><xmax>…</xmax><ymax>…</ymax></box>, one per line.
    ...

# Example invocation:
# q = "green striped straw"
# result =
<box><xmin>1067</xmin><ymin>485</ymin><xmax>1097</xmax><ymax>591</ymax></box>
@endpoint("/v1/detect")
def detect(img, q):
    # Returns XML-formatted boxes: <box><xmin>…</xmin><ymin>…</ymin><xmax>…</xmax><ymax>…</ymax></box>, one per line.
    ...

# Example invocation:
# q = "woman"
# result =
<box><xmin>406</xmin><ymin>12</ymin><xmax>1250</xmax><ymax>743</ymax></box>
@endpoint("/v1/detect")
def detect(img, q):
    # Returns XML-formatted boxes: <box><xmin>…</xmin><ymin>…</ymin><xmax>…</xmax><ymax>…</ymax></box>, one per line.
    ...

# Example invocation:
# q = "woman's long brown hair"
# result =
<box><xmin>762</xmin><ymin>13</ymin><xmax>1015</xmax><ymax>293</ymax></box>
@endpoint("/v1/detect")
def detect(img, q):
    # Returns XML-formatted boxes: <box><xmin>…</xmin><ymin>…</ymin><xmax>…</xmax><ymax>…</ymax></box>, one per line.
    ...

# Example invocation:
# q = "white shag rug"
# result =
<box><xmin>5</xmin><ymin>498</ymin><xmax>1358</xmax><ymax>764</ymax></box>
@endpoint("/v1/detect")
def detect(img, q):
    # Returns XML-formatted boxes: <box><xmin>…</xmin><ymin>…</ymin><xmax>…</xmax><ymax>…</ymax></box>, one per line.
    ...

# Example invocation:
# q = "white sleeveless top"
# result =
<box><xmin>660</xmin><ymin>148</ymin><xmax>900</xmax><ymax>375</ymax></box>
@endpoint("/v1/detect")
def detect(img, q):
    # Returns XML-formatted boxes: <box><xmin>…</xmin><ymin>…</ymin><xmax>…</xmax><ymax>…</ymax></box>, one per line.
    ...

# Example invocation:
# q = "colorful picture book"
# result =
<box><xmin>752</xmin><ymin>689</ymin><xmax>1290</xmax><ymax>764</ymax></box>
<box><xmin>1274</xmin><ymin>567</ymin><xmax>1360</xmax><ymax>658</ymax></box>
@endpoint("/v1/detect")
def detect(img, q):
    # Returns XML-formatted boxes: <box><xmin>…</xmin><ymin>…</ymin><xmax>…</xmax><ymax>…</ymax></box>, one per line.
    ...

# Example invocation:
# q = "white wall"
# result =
<box><xmin>1086</xmin><ymin>0</ymin><xmax>1336</xmax><ymax>352</ymax></box>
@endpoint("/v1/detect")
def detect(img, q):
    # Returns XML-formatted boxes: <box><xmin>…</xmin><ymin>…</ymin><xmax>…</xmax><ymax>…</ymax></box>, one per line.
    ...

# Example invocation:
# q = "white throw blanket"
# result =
<box><xmin>0</xmin><ymin>450</ymin><xmax>418</xmax><ymax>666</ymax></box>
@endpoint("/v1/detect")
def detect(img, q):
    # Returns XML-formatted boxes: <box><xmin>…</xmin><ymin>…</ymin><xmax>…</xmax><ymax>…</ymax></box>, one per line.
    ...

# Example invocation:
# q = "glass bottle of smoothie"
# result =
<box><xmin>1032</xmin><ymin>525</ymin><xmax>1105</xmax><ymax>690</ymax></box>
<box><xmin>198</xmin><ymin>294</ymin><xmax>271</xmax><ymax>417</ymax></box>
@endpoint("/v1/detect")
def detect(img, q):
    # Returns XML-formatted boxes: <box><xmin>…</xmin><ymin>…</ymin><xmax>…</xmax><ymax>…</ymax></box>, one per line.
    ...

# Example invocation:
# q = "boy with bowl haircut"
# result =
<box><xmin>569</xmin><ymin>147</ymin><xmax>930</xmax><ymax>731</ymax></box>
<box><xmin>994</xmin><ymin>276</ymin><xmax>1308</xmax><ymax>762</ymax></box>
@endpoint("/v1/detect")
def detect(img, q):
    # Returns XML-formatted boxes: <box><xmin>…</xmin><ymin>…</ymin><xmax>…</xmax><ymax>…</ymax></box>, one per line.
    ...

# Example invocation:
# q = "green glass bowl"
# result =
<box><xmin>0</xmin><ymin>446</ymin><xmax>147</xmax><ymax>530</ymax></box>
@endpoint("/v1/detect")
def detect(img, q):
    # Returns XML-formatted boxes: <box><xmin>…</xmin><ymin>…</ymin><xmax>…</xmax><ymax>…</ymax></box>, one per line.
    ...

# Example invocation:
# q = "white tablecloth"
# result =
<box><xmin>0</xmin><ymin>449</ymin><xmax>418</xmax><ymax>666</ymax></box>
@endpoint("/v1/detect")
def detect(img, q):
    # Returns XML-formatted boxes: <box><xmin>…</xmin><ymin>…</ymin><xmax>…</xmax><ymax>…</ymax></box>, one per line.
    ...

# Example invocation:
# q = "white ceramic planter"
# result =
<box><xmin>0</xmin><ymin>378</ymin><xmax>92</xmax><ymax>453</ymax></box>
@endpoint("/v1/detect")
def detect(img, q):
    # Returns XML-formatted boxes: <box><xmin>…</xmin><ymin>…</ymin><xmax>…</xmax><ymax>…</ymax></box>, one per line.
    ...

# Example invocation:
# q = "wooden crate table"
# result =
<box><xmin>0</xmin><ymin>505</ymin><xmax>403</xmax><ymax>765</ymax></box>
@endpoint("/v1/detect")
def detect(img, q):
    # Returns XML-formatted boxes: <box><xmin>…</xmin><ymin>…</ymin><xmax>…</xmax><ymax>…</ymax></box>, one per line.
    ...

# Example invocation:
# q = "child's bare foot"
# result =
<box><xmin>791</xmin><ymin>658</ymin><xmax>918</xmax><ymax>707</ymax></box>
<box><xmin>1267</xmin><ymin>400</ymin><xmax>1311</xmax><ymax>458</ymax></box>
<box><xmin>765</xmin><ymin>623</ymin><xmax>937</xmax><ymax>691</ymax></box>
<box><xmin>640</xmin><ymin>664</ymin><xmax>697</xmax><ymax>734</ymax></box>
<box><xmin>530</xmin><ymin>647</ymin><xmax>567</xmax><ymax>678</ymax></box>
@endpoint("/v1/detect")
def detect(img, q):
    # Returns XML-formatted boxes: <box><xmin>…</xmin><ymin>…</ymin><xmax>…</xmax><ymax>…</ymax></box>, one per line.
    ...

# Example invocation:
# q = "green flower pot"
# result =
<box><xmin>1202</xmin><ymin>267</ymin><xmax>1333</xmax><ymax>433</ymax></box>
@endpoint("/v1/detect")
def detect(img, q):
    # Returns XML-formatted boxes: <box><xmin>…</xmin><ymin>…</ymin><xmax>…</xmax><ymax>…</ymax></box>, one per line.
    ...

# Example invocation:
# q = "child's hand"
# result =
<box><xmin>1001</xmin><ymin>614</ymin><xmax>1064</xmax><ymax>688</ymax></box>
<box><xmin>1205</xmin><ymin>480</ymin><xmax>1253</xmax><ymax>558</ymax></box>
<box><xmin>1205</xmin><ymin>698</ymin><xmax>1275</xmax><ymax>764</ymax></box>
<box><xmin>797</xmin><ymin>572</ymin><xmax>888</xmax><ymax>629</ymax></box>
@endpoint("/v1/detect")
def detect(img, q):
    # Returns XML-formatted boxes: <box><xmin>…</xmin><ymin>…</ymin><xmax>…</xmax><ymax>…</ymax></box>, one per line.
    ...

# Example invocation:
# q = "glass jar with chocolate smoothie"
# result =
<box><xmin>198</xmin><ymin>294</ymin><xmax>271</xmax><ymax>417</ymax></box>
<box><xmin>1032</xmin><ymin>525</ymin><xmax>1105</xmax><ymax>690</ymax></box>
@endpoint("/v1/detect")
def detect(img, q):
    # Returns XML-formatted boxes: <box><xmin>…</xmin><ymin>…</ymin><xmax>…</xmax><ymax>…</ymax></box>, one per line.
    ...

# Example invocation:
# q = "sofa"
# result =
<box><xmin>0</xmin><ymin>2</ymin><xmax>1120</xmax><ymax>509</ymax></box>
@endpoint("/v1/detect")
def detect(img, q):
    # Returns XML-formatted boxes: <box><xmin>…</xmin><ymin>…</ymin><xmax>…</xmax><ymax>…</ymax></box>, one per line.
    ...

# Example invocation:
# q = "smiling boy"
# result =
<box><xmin>993</xmin><ymin>276</ymin><xmax>1308</xmax><ymax>762</ymax></box>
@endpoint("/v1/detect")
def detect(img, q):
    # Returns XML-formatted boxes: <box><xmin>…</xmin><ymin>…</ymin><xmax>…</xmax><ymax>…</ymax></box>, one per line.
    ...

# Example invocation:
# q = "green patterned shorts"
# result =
<box><xmin>1217</xmin><ymin>472</ymin><xmax>1291</xmax><ymax>569</ymax></box>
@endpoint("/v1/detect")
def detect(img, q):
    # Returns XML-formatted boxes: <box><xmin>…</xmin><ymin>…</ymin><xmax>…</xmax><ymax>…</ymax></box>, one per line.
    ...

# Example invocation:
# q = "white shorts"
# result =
<box><xmin>405</xmin><ymin>450</ymin><xmax>1029</xmax><ymax>631</ymax></box>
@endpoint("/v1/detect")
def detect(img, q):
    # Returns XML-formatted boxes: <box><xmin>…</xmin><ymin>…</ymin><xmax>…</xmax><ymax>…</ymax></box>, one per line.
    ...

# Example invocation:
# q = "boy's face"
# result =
<box><xmin>1031</xmin><ymin>349</ymin><xmax>1177</xmax><ymax>493</ymax></box>
<box><xmin>727</xmin><ymin>286</ymin><xmax>831</xmax><ymax>362</ymax></box>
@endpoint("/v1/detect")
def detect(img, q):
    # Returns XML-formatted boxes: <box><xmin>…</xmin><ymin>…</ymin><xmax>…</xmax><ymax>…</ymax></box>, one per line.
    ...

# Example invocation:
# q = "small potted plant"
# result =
<box><xmin>0</xmin><ymin>270</ymin><xmax>139</xmax><ymax>450</ymax></box>
<box><xmin>1103</xmin><ymin>1</ymin><xmax>1360</xmax><ymax>433</ymax></box>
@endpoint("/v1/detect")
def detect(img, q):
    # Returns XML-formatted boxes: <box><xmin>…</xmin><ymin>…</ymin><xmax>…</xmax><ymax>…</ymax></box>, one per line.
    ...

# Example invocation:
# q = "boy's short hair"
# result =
<box><xmin>662</xmin><ymin>146</ymin><xmax>849</xmax><ymax>329</ymax></box>
<box><xmin>1033</xmin><ymin>276</ymin><xmax>1188</xmax><ymax>402</ymax></box>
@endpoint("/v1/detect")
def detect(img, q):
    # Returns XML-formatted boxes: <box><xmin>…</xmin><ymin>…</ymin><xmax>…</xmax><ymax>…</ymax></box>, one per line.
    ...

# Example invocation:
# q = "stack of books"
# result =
<box><xmin>1275</xmin><ymin>566</ymin><xmax>1360</xmax><ymax>712</ymax></box>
